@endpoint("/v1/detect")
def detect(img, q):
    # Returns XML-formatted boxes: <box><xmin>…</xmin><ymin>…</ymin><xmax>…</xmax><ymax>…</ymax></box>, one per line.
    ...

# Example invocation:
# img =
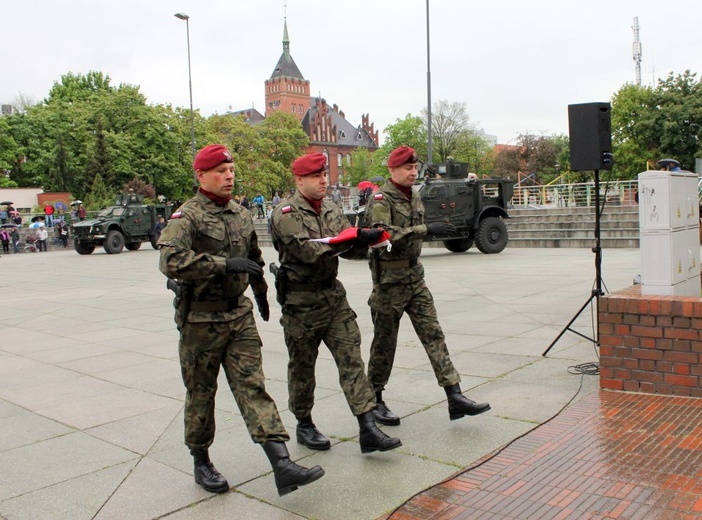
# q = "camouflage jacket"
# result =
<box><xmin>270</xmin><ymin>190</ymin><xmax>367</xmax><ymax>288</ymax></box>
<box><xmin>365</xmin><ymin>181</ymin><xmax>428</xmax><ymax>284</ymax></box>
<box><xmin>158</xmin><ymin>191</ymin><xmax>267</xmax><ymax>322</ymax></box>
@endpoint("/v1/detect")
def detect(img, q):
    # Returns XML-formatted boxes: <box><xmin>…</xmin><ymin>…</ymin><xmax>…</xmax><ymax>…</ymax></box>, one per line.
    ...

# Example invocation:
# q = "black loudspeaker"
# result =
<box><xmin>568</xmin><ymin>102</ymin><xmax>613</xmax><ymax>171</ymax></box>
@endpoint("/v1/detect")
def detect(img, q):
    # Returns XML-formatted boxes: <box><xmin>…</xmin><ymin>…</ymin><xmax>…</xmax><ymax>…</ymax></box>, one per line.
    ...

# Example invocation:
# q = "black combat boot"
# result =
<box><xmin>296</xmin><ymin>417</ymin><xmax>331</xmax><ymax>450</ymax></box>
<box><xmin>192</xmin><ymin>450</ymin><xmax>229</xmax><ymax>493</ymax></box>
<box><xmin>262</xmin><ymin>441</ymin><xmax>325</xmax><ymax>496</ymax></box>
<box><xmin>357</xmin><ymin>411</ymin><xmax>402</xmax><ymax>454</ymax></box>
<box><xmin>445</xmin><ymin>384</ymin><xmax>491</xmax><ymax>420</ymax></box>
<box><xmin>373</xmin><ymin>391</ymin><xmax>400</xmax><ymax>426</ymax></box>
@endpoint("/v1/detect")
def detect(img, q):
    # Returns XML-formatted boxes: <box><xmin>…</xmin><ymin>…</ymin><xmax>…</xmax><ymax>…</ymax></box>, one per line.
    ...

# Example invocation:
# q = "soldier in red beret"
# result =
<box><xmin>270</xmin><ymin>152</ymin><xmax>402</xmax><ymax>455</ymax></box>
<box><xmin>159</xmin><ymin>144</ymin><xmax>324</xmax><ymax>496</ymax></box>
<box><xmin>365</xmin><ymin>145</ymin><xmax>491</xmax><ymax>426</ymax></box>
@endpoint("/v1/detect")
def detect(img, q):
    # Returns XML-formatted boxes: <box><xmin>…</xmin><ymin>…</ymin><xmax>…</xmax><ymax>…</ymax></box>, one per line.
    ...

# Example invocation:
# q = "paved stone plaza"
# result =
<box><xmin>0</xmin><ymin>246</ymin><xmax>643</xmax><ymax>519</ymax></box>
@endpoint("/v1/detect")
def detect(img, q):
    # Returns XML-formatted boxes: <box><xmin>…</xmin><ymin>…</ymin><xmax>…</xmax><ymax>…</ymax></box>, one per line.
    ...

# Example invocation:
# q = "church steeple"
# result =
<box><xmin>265</xmin><ymin>18</ymin><xmax>310</xmax><ymax>120</ymax></box>
<box><xmin>269</xmin><ymin>19</ymin><xmax>304</xmax><ymax>80</ymax></box>
<box><xmin>282</xmin><ymin>19</ymin><xmax>290</xmax><ymax>58</ymax></box>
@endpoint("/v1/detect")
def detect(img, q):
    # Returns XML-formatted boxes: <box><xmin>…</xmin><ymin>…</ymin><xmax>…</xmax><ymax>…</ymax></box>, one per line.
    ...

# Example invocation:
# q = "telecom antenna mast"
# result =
<box><xmin>632</xmin><ymin>16</ymin><xmax>642</xmax><ymax>86</ymax></box>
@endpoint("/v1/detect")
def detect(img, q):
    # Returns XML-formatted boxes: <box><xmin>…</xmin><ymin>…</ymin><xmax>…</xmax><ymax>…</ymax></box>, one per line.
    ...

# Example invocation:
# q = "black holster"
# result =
<box><xmin>167</xmin><ymin>279</ymin><xmax>192</xmax><ymax>330</ymax></box>
<box><xmin>370</xmin><ymin>251</ymin><xmax>381</xmax><ymax>285</ymax></box>
<box><xmin>270</xmin><ymin>263</ymin><xmax>288</xmax><ymax>305</ymax></box>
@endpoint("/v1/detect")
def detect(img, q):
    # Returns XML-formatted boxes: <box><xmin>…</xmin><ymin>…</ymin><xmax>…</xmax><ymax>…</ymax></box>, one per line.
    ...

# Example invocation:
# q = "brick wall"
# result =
<box><xmin>599</xmin><ymin>285</ymin><xmax>702</xmax><ymax>396</ymax></box>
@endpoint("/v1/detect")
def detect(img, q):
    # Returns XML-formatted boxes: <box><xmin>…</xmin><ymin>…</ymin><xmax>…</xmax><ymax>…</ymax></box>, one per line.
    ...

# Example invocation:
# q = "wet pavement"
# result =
<box><xmin>1</xmin><ymin>245</ymin><xmax>700</xmax><ymax>519</ymax></box>
<box><xmin>388</xmin><ymin>391</ymin><xmax>702</xmax><ymax>519</ymax></box>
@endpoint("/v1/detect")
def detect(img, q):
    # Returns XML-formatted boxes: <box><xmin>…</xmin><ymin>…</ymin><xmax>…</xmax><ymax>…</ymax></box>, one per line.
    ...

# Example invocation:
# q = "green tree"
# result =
<box><xmin>379</xmin><ymin>114</ymin><xmax>428</xmax><ymax>162</ymax></box>
<box><xmin>207</xmin><ymin>111</ymin><xmax>307</xmax><ymax>198</ymax></box>
<box><xmin>208</xmin><ymin>113</ymin><xmax>261</xmax><ymax>197</ymax></box>
<box><xmin>611</xmin><ymin>83</ymin><xmax>658</xmax><ymax>179</ymax></box>
<box><xmin>611</xmin><ymin>71</ymin><xmax>702</xmax><ymax>179</ymax></box>
<box><xmin>84</xmin><ymin>118</ymin><xmax>113</xmax><ymax>193</ymax></box>
<box><xmin>6</xmin><ymin>71</ymin><xmax>196</xmax><ymax>201</ymax></box>
<box><xmin>257</xmin><ymin>111</ymin><xmax>309</xmax><ymax>195</ymax></box>
<box><xmin>344</xmin><ymin>148</ymin><xmax>376</xmax><ymax>187</ymax></box>
<box><xmin>45</xmin><ymin>71</ymin><xmax>113</xmax><ymax>104</ymax></box>
<box><xmin>84</xmin><ymin>173</ymin><xmax>114</xmax><ymax>210</ymax></box>
<box><xmin>0</xmin><ymin>117</ymin><xmax>20</xmax><ymax>176</ymax></box>
<box><xmin>653</xmin><ymin>71</ymin><xmax>702</xmax><ymax>171</ymax></box>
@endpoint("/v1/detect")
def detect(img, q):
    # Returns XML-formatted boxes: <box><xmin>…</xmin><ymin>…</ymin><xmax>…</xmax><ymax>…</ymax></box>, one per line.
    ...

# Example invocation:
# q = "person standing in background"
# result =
<box><xmin>44</xmin><ymin>203</ymin><xmax>55</xmax><ymax>227</ymax></box>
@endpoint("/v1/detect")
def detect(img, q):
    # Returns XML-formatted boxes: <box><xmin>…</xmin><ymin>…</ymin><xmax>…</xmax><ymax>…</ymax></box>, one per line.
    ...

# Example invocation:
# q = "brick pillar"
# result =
<box><xmin>599</xmin><ymin>285</ymin><xmax>702</xmax><ymax>397</ymax></box>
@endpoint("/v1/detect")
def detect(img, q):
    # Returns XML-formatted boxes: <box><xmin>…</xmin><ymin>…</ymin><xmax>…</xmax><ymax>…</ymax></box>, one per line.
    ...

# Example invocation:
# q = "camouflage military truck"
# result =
<box><xmin>72</xmin><ymin>193</ymin><xmax>172</xmax><ymax>255</ymax></box>
<box><xmin>417</xmin><ymin>160</ymin><xmax>513</xmax><ymax>253</ymax></box>
<box><xmin>349</xmin><ymin>159</ymin><xmax>513</xmax><ymax>254</ymax></box>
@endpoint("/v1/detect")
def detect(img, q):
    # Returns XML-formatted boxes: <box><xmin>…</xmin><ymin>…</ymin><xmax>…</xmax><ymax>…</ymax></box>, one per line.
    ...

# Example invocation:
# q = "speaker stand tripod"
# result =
<box><xmin>542</xmin><ymin>169</ymin><xmax>604</xmax><ymax>357</ymax></box>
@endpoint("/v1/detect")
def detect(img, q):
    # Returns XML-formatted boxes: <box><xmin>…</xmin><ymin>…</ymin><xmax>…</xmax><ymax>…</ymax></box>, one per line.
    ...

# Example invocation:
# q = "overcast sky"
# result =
<box><xmin>3</xmin><ymin>0</ymin><xmax>700</xmax><ymax>145</ymax></box>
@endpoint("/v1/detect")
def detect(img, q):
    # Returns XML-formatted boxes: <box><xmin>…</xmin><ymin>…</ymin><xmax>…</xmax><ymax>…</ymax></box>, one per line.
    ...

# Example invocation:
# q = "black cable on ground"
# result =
<box><xmin>568</xmin><ymin>362</ymin><xmax>599</xmax><ymax>375</ymax></box>
<box><xmin>387</xmin><ymin>371</ymin><xmax>595</xmax><ymax>518</ymax></box>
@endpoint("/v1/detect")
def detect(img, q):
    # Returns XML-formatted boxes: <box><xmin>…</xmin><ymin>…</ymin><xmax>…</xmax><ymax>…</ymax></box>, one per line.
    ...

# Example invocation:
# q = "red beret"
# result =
<box><xmin>193</xmin><ymin>145</ymin><xmax>233</xmax><ymax>171</ymax></box>
<box><xmin>292</xmin><ymin>153</ymin><xmax>326</xmax><ymax>176</ymax></box>
<box><xmin>387</xmin><ymin>146</ymin><xmax>419</xmax><ymax>168</ymax></box>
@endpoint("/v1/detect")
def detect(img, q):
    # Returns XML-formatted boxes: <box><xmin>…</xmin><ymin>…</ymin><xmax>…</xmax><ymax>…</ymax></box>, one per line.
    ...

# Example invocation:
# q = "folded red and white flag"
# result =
<box><xmin>310</xmin><ymin>227</ymin><xmax>391</xmax><ymax>250</ymax></box>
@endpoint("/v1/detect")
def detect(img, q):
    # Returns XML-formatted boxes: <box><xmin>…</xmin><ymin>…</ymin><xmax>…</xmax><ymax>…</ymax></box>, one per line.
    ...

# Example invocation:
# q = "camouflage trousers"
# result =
<box><xmin>280</xmin><ymin>291</ymin><xmax>376</xmax><ymax>418</ymax></box>
<box><xmin>178</xmin><ymin>312</ymin><xmax>289</xmax><ymax>452</ymax></box>
<box><xmin>368</xmin><ymin>280</ymin><xmax>461</xmax><ymax>392</ymax></box>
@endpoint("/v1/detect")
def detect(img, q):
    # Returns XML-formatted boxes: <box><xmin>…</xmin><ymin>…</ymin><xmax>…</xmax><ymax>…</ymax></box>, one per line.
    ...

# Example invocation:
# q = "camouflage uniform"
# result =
<box><xmin>270</xmin><ymin>191</ymin><xmax>376</xmax><ymax>419</ymax></box>
<box><xmin>366</xmin><ymin>182</ymin><xmax>461</xmax><ymax>392</ymax></box>
<box><xmin>158</xmin><ymin>191</ymin><xmax>288</xmax><ymax>452</ymax></box>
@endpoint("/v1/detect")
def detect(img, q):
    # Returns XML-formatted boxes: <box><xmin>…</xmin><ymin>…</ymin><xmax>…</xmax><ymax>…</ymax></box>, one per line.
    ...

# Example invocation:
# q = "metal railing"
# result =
<box><xmin>299</xmin><ymin>177</ymin><xmax>702</xmax><ymax>211</ymax></box>
<box><xmin>510</xmin><ymin>180</ymin><xmax>640</xmax><ymax>208</ymax></box>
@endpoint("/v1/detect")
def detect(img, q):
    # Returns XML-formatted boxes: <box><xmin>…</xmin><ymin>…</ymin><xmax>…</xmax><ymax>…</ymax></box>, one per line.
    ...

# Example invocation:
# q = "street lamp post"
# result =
<box><xmin>426</xmin><ymin>0</ymin><xmax>433</xmax><ymax>165</ymax></box>
<box><xmin>174</xmin><ymin>12</ymin><xmax>198</xmax><ymax>191</ymax></box>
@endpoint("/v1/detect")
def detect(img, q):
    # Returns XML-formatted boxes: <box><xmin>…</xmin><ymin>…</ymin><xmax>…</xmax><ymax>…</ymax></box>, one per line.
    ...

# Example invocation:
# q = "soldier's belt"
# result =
<box><xmin>189</xmin><ymin>298</ymin><xmax>241</xmax><ymax>312</ymax></box>
<box><xmin>379</xmin><ymin>258</ymin><xmax>418</xmax><ymax>269</ymax></box>
<box><xmin>287</xmin><ymin>278</ymin><xmax>335</xmax><ymax>292</ymax></box>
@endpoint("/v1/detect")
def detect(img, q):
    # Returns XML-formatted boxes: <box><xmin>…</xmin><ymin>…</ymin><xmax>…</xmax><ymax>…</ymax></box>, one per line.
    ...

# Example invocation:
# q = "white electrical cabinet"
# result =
<box><xmin>638</xmin><ymin>171</ymin><xmax>700</xmax><ymax>296</ymax></box>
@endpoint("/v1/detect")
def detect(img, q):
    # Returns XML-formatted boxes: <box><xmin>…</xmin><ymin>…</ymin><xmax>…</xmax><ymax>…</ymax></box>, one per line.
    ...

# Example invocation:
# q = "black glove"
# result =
<box><xmin>426</xmin><ymin>222</ymin><xmax>456</xmax><ymax>236</ymax></box>
<box><xmin>226</xmin><ymin>257</ymin><xmax>262</xmax><ymax>276</ymax></box>
<box><xmin>356</xmin><ymin>227</ymin><xmax>383</xmax><ymax>245</ymax></box>
<box><xmin>254</xmin><ymin>294</ymin><xmax>270</xmax><ymax>321</ymax></box>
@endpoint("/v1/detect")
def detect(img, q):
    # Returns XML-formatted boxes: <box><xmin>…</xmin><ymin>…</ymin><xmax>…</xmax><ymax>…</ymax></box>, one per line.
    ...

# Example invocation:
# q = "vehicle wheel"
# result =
<box><xmin>103</xmin><ymin>230</ymin><xmax>125</xmax><ymax>254</ymax></box>
<box><xmin>125</xmin><ymin>242</ymin><xmax>142</xmax><ymax>251</ymax></box>
<box><xmin>150</xmin><ymin>235</ymin><xmax>159</xmax><ymax>249</ymax></box>
<box><xmin>74</xmin><ymin>241</ymin><xmax>95</xmax><ymax>255</ymax></box>
<box><xmin>443</xmin><ymin>237</ymin><xmax>474</xmax><ymax>253</ymax></box>
<box><xmin>475</xmin><ymin>217</ymin><xmax>508</xmax><ymax>254</ymax></box>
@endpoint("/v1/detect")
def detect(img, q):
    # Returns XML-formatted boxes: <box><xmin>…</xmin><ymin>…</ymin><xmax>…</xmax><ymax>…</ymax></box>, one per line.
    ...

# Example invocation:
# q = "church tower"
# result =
<box><xmin>264</xmin><ymin>20</ymin><xmax>310</xmax><ymax>121</ymax></box>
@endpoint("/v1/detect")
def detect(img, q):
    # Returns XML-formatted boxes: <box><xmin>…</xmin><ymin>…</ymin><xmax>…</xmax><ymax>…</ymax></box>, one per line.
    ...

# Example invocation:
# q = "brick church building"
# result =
<box><xmin>231</xmin><ymin>21</ymin><xmax>379</xmax><ymax>185</ymax></box>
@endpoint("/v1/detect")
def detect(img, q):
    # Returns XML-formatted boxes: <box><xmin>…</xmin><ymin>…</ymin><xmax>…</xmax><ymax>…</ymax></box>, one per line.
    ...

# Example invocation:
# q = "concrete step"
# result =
<box><xmin>507</xmin><ymin>237</ymin><xmax>640</xmax><ymax>248</ymax></box>
<box><xmin>506</xmin><ymin>221</ymin><xmax>640</xmax><ymax>230</ymax></box>
<box><xmin>508</xmin><ymin>205</ymin><xmax>639</xmax><ymax>215</ymax></box>
<box><xmin>505</xmin><ymin>205</ymin><xmax>643</xmax><ymax>248</ymax></box>
<box><xmin>509</xmin><ymin>228</ymin><xmax>639</xmax><ymax>238</ymax></box>
<box><xmin>509</xmin><ymin>215</ymin><xmax>639</xmax><ymax>224</ymax></box>
<box><xmin>254</xmin><ymin>206</ymin><xmax>647</xmax><ymax>249</ymax></box>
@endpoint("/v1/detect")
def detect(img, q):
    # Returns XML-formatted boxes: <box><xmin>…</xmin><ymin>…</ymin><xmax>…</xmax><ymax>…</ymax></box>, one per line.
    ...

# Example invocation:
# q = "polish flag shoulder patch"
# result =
<box><xmin>171</xmin><ymin>211</ymin><xmax>183</xmax><ymax>219</ymax></box>
<box><xmin>281</xmin><ymin>206</ymin><xmax>292</xmax><ymax>214</ymax></box>
<box><xmin>374</xmin><ymin>193</ymin><xmax>383</xmax><ymax>200</ymax></box>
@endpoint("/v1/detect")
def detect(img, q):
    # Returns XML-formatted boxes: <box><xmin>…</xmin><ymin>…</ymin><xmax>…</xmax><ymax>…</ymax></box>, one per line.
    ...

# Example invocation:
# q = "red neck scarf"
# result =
<box><xmin>199</xmin><ymin>188</ymin><xmax>231</xmax><ymax>207</ymax></box>
<box><xmin>390</xmin><ymin>179</ymin><xmax>413</xmax><ymax>200</ymax></box>
<box><xmin>302</xmin><ymin>194</ymin><xmax>323</xmax><ymax>215</ymax></box>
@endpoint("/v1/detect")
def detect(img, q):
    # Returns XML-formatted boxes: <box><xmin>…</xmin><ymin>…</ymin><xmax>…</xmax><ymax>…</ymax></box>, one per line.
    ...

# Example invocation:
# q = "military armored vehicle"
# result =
<box><xmin>72</xmin><ymin>193</ymin><xmax>172</xmax><ymax>255</ymax></box>
<box><xmin>417</xmin><ymin>160</ymin><xmax>513</xmax><ymax>254</ymax></box>
<box><xmin>349</xmin><ymin>159</ymin><xmax>513</xmax><ymax>254</ymax></box>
